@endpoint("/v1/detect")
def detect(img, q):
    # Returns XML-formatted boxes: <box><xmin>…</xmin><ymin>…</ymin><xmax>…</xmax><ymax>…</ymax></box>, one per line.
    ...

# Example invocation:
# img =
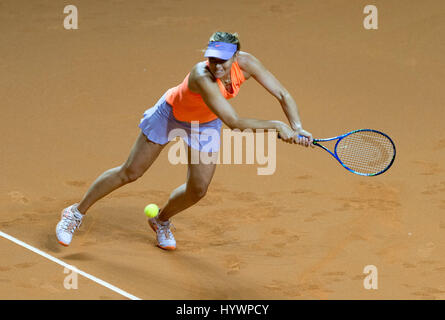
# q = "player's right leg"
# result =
<box><xmin>56</xmin><ymin>132</ymin><xmax>165</xmax><ymax>246</ymax></box>
<box><xmin>77</xmin><ymin>132</ymin><xmax>165</xmax><ymax>214</ymax></box>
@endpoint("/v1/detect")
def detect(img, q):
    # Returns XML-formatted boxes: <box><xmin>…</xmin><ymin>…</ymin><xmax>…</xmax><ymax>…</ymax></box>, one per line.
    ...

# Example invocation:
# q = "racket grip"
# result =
<box><xmin>277</xmin><ymin>134</ymin><xmax>305</xmax><ymax>139</ymax></box>
<box><xmin>277</xmin><ymin>134</ymin><xmax>314</xmax><ymax>145</ymax></box>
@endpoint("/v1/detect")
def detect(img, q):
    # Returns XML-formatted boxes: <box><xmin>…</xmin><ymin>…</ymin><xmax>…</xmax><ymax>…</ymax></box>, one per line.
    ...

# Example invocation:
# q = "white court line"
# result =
<box><xmin>0</xmin><ymin>230</ymin><xmax>141</xmax><ymax>300</ymax></box>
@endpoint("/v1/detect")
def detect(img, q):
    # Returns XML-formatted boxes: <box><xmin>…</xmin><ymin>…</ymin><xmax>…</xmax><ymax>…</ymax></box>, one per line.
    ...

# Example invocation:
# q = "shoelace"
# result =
<box><xmin>158</xmin><ymin>221</ymin><xmax>175</xmax><ymax>240</ymax></box>
<box><xmin>61</xmin><ymin>212</ymin><xmax>82</xmax><ymax>234</ymax></box>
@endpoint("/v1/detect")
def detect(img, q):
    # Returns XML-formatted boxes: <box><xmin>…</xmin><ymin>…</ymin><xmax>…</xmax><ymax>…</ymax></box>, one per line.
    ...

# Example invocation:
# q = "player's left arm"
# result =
<box><xmin>238</xmin><ymin>52</ymin><xmax>313</xmax><ymax>145</ymax></box>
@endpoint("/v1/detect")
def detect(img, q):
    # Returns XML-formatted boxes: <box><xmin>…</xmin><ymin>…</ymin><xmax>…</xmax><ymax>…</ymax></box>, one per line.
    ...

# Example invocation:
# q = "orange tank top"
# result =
<box><xmin>165</xmin><ymin>61</ymin><xmax>246</xmax><ymax>123</ymax></box>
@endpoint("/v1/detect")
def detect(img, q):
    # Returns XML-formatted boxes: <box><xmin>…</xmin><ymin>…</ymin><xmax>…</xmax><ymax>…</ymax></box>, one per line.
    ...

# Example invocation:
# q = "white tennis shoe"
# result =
<box><xmin>148</xmin><ymin>217</ymin><xmax>176</xmax><ymax>251</ymax></box>
<box><xmin>56</xmin><ymin>204</ymin><xmax>84</xmax><ymax>246</ymax></box>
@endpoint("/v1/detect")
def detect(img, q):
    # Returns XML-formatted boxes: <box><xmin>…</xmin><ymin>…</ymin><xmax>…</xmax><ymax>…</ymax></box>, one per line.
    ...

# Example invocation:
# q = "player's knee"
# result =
<box><xmin>119</xmin><ymin>165</ymin><xmax>143</xmax><ymax>183</ymax></box>
<box><xmin>187</xmin><ymin>183</ymin><xmax>209</xmax><ymax>202</ymax></box>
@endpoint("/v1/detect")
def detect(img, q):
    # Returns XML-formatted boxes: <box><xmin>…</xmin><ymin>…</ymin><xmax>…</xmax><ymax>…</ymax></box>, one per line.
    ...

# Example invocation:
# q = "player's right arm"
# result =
<box><xmin>190</xmin><ymin>66</ymin><xmax>296</xmax><ymax>142</ymax></box>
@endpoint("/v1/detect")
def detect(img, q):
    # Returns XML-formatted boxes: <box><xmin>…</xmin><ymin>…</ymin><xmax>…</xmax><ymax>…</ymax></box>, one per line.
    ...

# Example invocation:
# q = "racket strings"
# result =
<box><xmin>335</xmin><ymin>131</ymin><xmax>395</xmax><ymax>175</ymax></box>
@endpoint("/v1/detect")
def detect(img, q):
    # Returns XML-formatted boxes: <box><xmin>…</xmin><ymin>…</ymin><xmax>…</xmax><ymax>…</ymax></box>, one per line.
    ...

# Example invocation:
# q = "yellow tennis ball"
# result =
<box><xmin>144</xmin><ymin>204</ymin><xmax>159</xmax><ymax>218</ymax></box>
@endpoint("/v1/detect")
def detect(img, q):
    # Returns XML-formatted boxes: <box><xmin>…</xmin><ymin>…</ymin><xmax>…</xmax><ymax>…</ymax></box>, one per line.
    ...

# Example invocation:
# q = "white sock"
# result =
<box><xmin>157</xmin><ymin>218</ymin><xmax>169</xmax><ymax>226</ymax></box>
<box><xmin>72</xmin><ymin>204</ymin><xmax>84</xmax><ymax>218</ymax></box>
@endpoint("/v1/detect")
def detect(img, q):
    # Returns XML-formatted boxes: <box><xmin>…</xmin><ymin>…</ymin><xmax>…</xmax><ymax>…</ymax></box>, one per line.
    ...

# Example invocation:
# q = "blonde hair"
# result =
<box><xmin>209</xmin><ymin>31</ymin><xmax>240</xmax><ymax>51</ymax></box>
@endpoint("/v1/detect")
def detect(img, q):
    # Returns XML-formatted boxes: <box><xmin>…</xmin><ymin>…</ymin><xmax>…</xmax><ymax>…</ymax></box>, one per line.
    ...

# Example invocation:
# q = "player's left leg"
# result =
<box><xmin>159</xmin><ymin>149</ymin><xmax>217</xmax><ymax>221</ymax></box>
<box><xmin>148</xmin><ymin>147</ymin><xmax>218</xmax><ymax>250</ymax></box>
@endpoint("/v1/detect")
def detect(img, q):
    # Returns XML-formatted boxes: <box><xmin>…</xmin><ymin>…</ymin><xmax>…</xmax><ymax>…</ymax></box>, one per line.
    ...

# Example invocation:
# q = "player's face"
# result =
<box><xmin>207</xmin><ymin>56</ymin><xmax>234</xmax><ymax>78</ymax></box>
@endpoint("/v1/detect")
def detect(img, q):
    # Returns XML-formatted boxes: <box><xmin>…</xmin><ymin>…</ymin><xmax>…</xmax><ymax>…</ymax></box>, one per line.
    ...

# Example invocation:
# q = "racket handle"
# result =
<box><xmin>277</xmin><ymin>133</ymin><xmax>315</xmax><ymax>145</ymax></box>
<box><xmin>277</xmin><ymin>134</ymin><xmax>306</xmax><ymax>139</ymax></box>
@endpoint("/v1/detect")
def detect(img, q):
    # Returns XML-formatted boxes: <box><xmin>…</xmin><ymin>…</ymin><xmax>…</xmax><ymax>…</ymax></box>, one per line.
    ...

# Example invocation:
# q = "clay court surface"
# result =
<box><xmin>1</xmin><ymin>0</ymin><xmax>444</xmax><ymax>299</ymax></box>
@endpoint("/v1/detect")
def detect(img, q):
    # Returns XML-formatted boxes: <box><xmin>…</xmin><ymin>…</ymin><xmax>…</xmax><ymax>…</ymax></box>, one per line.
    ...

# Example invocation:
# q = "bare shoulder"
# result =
<box><xmin>188</xmin><ymin>61</ymin><xmax>216</xmax><ymax>92</ymax></box>
<box><xmin>237</xmin><ymin>51</ymin><xmax>262</xmax><ymax>79</ymax></box>
<box><xmin>237</xmin><ymin>51</ymin><xmax>258</xmax><ymax>66</ymax></box>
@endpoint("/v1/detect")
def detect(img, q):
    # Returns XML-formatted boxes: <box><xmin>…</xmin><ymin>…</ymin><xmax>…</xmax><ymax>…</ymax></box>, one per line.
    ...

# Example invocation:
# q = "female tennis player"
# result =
<box><xmin>56</xmin><ymin>31</ymin><xmax>313</xmax><ymax>250</ymax></box>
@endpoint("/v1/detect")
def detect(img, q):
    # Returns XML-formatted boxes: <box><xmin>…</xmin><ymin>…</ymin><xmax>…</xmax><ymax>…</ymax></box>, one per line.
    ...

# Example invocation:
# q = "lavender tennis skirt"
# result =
<box><xmin>138</xmin><ymin>94</ymin><xmax>222</xmax><ymax>152</ymax></box>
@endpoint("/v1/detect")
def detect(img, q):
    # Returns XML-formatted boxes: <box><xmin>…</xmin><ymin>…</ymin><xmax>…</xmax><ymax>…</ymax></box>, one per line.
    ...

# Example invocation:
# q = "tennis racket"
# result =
<box><xmin>280</xmin><ymin>129</ymin><xmax>396</xmax><ymax>176</ymax></box>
